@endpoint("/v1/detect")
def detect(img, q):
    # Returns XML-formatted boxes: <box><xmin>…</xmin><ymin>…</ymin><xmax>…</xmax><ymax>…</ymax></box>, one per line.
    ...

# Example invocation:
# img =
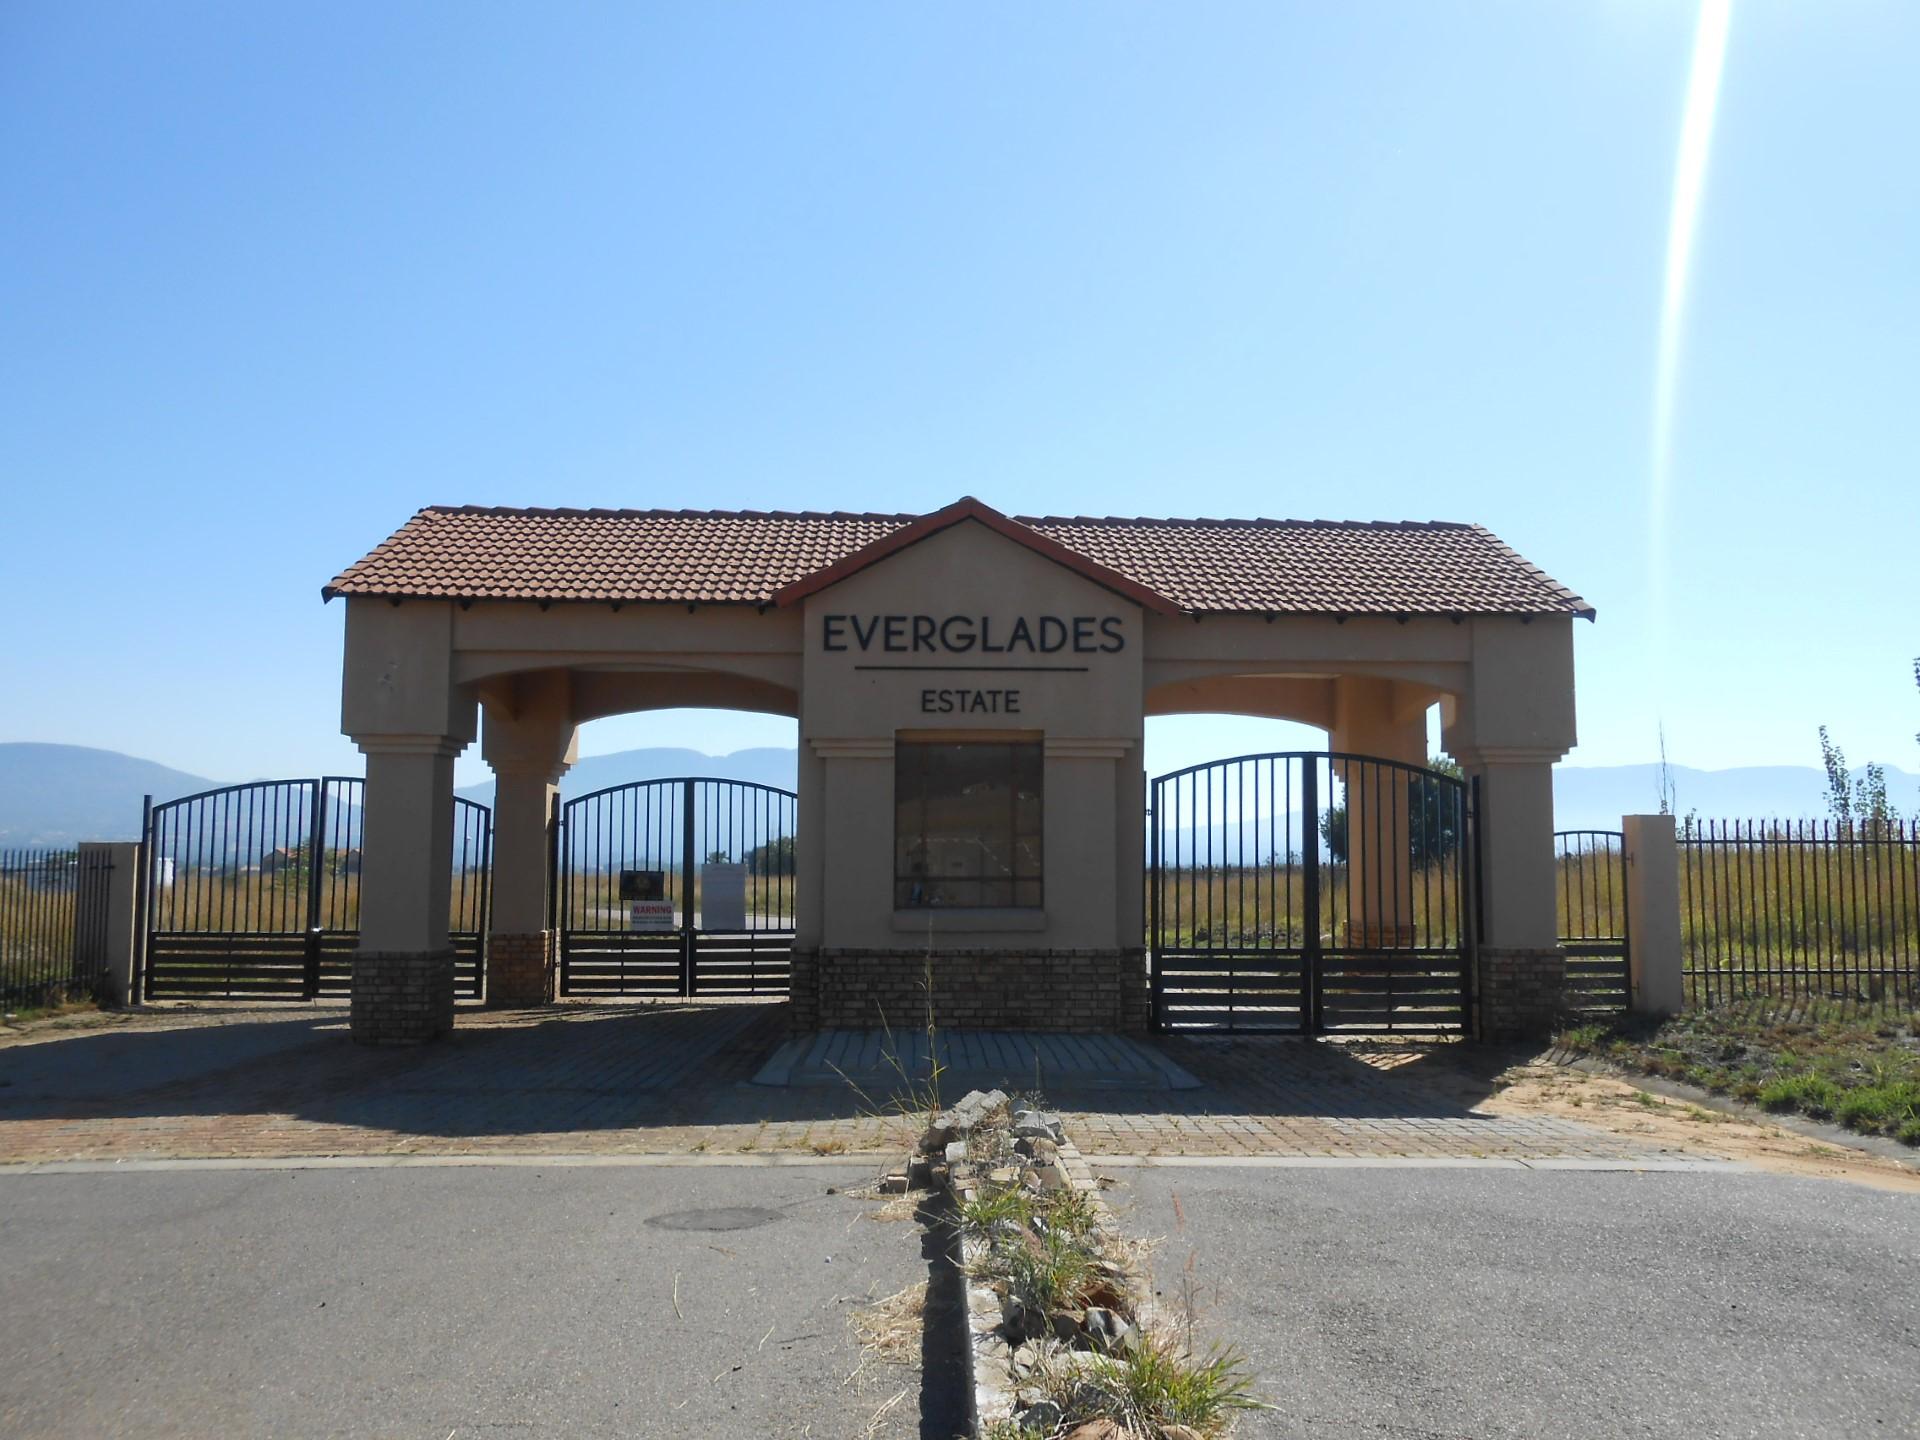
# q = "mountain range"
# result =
<box><xmin>2</xmin><ymin>741</ymin><xmax>1915</xmax><ymax>848</ymax></box>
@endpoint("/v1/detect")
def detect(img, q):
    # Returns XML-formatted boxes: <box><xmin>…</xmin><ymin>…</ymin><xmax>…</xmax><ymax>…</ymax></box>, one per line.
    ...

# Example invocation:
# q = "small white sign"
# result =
<box><xmin>628</xmin><ymin>900</ymin><xmax>676</xmax><ymax>932</ymax></box>
<box><xmin>701</xmin><ymin>863</ymin><xmax>748</xmax><ymax>931</ymax></box>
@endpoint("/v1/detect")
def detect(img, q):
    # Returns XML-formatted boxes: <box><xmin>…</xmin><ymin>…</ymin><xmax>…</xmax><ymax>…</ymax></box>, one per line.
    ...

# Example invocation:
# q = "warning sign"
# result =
<box><xmin>627</xmin><ymin>900</ymin><xmax>676</xmax><ymax>932</ymax></box>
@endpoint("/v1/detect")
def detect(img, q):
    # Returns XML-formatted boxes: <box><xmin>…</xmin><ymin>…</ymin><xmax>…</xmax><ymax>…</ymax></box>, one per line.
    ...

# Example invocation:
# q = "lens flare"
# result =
<box><xmin>1651</xmin><ymin>0</ymin><xmax>1734</xmax><ymax>620</ymax></box>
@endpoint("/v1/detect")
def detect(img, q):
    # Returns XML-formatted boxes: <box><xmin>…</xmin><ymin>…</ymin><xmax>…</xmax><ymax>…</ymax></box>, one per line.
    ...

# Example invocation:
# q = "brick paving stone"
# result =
<box><xmin>0</xmin><ymin>1004</ymin><xmax>1712</xmax><ymax>1166</ymax></box>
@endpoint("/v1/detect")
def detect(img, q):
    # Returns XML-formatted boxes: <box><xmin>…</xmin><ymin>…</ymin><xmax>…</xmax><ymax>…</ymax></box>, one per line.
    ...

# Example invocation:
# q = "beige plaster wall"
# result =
<box><xmin>799</xmin><ymin>519</ymin><xmax>1145</xmax><ymax>952</ymax></box>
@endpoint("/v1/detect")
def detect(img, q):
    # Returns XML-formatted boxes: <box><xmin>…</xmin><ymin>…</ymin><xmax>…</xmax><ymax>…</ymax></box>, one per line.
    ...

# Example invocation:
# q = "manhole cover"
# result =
<box><xmin>645</xmin><ymin>1206</ymin><xmax>785</xmax><ymax>1233</ymax></box>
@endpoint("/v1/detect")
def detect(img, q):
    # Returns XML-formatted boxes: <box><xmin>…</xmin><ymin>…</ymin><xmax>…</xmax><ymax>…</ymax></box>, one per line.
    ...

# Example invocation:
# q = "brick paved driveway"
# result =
<box><xmin>0</xmin><ymin>1002</ymin><xmax>1704</xmax><ymax>1165</ymax></box>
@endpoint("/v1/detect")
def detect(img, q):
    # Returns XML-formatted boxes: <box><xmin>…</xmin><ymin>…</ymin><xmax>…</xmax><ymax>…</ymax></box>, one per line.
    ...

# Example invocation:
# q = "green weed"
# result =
<box><xmin>1757</xmin><ymin>1073</ymin><xmax>1843</xmax><ymax>1119</ymax></box>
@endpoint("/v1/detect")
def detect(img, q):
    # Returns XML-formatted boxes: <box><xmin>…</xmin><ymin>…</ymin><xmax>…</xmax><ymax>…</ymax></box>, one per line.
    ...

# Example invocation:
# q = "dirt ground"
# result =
<box><xmin>1478</xmin><ymin>1055</ymin><xmax>1920</xmax><ymax>1194</ymax></box>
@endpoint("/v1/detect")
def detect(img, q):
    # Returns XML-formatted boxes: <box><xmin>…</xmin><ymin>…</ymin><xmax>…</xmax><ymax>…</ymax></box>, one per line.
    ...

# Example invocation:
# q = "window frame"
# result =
<box><xmin>892</xmin><ymin>734</ymin><xmax>1044</xmax><ymax>911</ymax></box>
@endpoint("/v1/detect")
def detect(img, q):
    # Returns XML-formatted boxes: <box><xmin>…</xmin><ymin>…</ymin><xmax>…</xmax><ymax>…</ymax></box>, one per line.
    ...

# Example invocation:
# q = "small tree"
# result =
<box><xmin>1656</xmin><ymin>724</ymin><xmax>1677</xmax><ymax>817</ymax></box>
<box><xmin>1319</xmin><ymin>757</ymin><xmax>1461</xmax><ymax>866</ymax></box>
<box><xmin>746</xmin><ymin>834</ymin><xmax>796</xmax><ymax>876</ymax></box>
<box><xmin>1819</xmin><ymin>725</ymin><xmax>1899</xmax><ymax>837</ymax></box>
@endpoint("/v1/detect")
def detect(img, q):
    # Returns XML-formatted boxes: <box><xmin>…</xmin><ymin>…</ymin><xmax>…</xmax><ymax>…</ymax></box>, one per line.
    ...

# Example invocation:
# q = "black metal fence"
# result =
<box><xmin>1681</xmin><ymin>818</ymin><xmax>1920</xmax><ymax>1010</ymax></box>
<box><xmin>1554</xmin><ymin>830</ymin><xmax>1629</xmax><ymax>1013</ymax></box>
<box><xmin>1</xmin><ymin>848</ymin><xmax>113</xmax><ymax>1011</ymax></box>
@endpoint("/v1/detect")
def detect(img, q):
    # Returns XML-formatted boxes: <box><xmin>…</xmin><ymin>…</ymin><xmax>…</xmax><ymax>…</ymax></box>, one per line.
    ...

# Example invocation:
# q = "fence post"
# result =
<box><xmin>75</xmin><ymin>842</ymin><xmax>143</xmax><ymax>1008</ymax></box>
<box><xmin>1622</xmin><ymin>814</ymin><xmax>1683</xmax><ymax>1017</ymax></box>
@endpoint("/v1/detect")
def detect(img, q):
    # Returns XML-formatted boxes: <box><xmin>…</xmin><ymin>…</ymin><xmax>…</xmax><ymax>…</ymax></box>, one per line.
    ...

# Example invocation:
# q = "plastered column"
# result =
<box><xmin>1623</xmin><ymin>813</ymin><xmax>1684</xmax><ymax>1016</ymax></box>
<box><xmin>1464</xmin><ymin>755</ymin><xmax>1561</xmax><ymax>950</ymax></box>
<box><xmin>352</xmin><ymin>737</ymin><xmax>466</xmax><ymax>1043</ymax></box>
<box><xmin>340</xmin><ymin>598</ymin><xmax>476</xmax><ymax>1043</ymax></box>
<box><xmin>480</xmin><ymin>676</ymin><xmax>578</xmax><ymax>1006</ymax></box>
<box><xmin>1332</xmin><ymin>677</ymin><xmax>1427</xmax><ymax>947</ymax></box>
<box><xmin>1441</xmin><ymin>617</ymin><xmax>1578</xmax><ymax>1037</ymax></box>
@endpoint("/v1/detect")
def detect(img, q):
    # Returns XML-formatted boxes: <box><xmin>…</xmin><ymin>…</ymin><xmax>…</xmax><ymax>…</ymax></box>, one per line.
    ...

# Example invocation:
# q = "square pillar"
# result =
<box><xmin>1458</xmin><ymin>750</ymin><xmax>1566</xmax><ymax>1039</ymax></box>
<box><xmin>1332</xmin><ymin>679</ymin><xmax>1428</xmax><ymax>948</ymax></box>
<box><xmin>353</xmin><ymin>735</ymin><xmax>464</xmax><ymax>1045</ymax></box>
<box><xmin>1623</xmin><ymin>813</ymin><xmax>1684</xmax><ymax>1016</ymax></box>
<box><xmin>75</xmin><ymin>842</ymin><xmax>142</xmax><ymax>1007</ymax></box>
<box><xmin>484</xmin><ymin>763</ymin><xmax>571</xmax><ymax>1007</ymax></box>
<box><xmin>479</xmin><ymin>681</ymin><xmax>576</xmax><ymax>1008</ymax></box>
<box><xmin>1468</xmin><ymin>756</ymin><xmax>1560</xmax><ymax>951</ymax></box>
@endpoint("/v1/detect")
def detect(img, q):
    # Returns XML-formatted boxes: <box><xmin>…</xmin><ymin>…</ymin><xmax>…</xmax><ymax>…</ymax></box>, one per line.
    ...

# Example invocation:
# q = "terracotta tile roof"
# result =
<box><xmin>1023</xmin><ymin>515</ymin><xmax>1594</xmax><ymax>618</ymax></box>
<box><xmin>323</xmin><ymin>501</ymin><xmax>1593</xmax><ymax>618</ymax></box>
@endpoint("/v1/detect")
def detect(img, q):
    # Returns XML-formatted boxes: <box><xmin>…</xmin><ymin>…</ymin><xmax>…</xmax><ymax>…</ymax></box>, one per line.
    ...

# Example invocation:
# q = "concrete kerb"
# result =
<box><xmin>915</xmin><ymin>1092</ymin><xmax>1159</xmax><ymax>1437</ymax></box>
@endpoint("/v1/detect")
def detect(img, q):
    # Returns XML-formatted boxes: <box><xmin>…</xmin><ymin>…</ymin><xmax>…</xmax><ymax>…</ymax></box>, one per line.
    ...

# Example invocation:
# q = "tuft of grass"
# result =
<box><xmin>830</xmin><ymin>956</ymin><xmax>948</xmax><ymax>1139</ymax></box>
<box><xmin>1557</xmin><ymin>1020</ymin><xmax>1612</xmax><ymax>1051</ymax></box>
<box><xmin>993</xmin><ymin>1226</ymin><xmax>1100</xmax><ymax>1317</ymax></box>
<box><xmin>1833</xmin><ymin>1082</ymin><xmax>1920</xmax><ymax>1133</ymax></box>
<box><xmin>1033</xmin><ymin>1330</ymin><xmax>1268</xmax><ymax>1436</ymax></box>
<box><xmin>1757</xmin><ymin>1073</ymin><xmax>1843</xmax><ymax>1119</ymax></box>
<box><xmin>957</xmin><ymin>1184</ymin><xmax>1035</xmax><ymax>1240</ymax></box>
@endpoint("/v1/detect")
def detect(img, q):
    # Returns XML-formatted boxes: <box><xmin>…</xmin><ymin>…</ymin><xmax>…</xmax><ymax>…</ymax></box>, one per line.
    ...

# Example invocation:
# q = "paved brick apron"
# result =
<box><xmin>0</xmin><ymin>1003</ymin><xmax>1705</xmax><ymax>1165</ymax></box>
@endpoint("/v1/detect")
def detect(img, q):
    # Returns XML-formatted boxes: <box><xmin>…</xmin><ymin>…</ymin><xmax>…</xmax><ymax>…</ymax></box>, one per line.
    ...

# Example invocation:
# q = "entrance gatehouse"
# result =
<box><xmin>322</xmin><ymin>496</ymin><xmax>1593</xmax><ymax>1045</ymax></box>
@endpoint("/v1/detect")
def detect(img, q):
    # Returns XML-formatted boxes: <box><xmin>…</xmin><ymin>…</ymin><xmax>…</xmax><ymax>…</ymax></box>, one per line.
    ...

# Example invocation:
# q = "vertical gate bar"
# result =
<box><xmin>1236</xmin><ymin>760</ymin><xmax>1246</xmax><ymax>951</ymax></box>
<box><xmin>1250</xmin><ymin>759</ymin><xmax>1262</xmax><ymax>956</ymax></box>
<box><xmin>1819</xmin><ymin>818</ymin><xmax>1835</xmax><ymax>1004</ymax></box>
<box><xmin>478</xmin><ymin>803</ymin><xmax>494</xmax><ymax>999</ymax></box>
<box><xmin>681</xmin><ymin>779</ymin><xmax>697</xmax><ymax>996</ymax></box>
<box><xmin>1768</xmin><ymin>819</ymin><xmax>1783</xmax><ymax>1001</ymax></box>
<box><xmin>559</xmin><ymin>791</ymin><xmax>573</xmax><ymax>994</ymax></box>
<box><xmin>1302</xmin><ymin>758</ymin><xmax>1321</xmax><ymax>1035</ymax></box>
<box><xmin>1149</xmin><ymin>778</ymin><xmax>1163</xmax><ymax>1031</ymax></box>
<box><xmin>302</xmin><ymin>779</ymin><xmax>325</xmax><ymax>999</ymax></box>
<box><xmin>217</xmin><ymin>789</ymin><xmax>232</xmax><ymax>997</ymax></box>
<box><xmin>134</xmin><ymin>794</ymin><xmax>153</xmax><ymax>1005</ymax></box>
<box><xmin>1792</xmin><ymin>818</ymin><xmax>1807</xmax><ymax>1001</ymax></box>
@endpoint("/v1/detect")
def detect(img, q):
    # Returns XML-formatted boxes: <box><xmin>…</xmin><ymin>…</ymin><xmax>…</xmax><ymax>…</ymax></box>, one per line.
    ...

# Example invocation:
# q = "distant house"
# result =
<box><xmin>257</xmin><ymin>847</ymin><xmax>361</xmax><ymax>877</ymax></box>
<box><xmin>258</xmin><ymin>847</ymin><xmax>301</xmax><ymax>876</ymax></box>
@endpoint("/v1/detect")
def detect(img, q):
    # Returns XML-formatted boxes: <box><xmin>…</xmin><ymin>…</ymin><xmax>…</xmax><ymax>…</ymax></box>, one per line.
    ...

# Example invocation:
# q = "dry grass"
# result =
<box><xmin>1150</xmin><ymin>860</ymin><xmax>1467</xmax><ymax>949</ymax></box>
<box><xmin>850</xmin><ymin>1280</ymin><xmax>927</xmax><ymax>1366</ymax></box>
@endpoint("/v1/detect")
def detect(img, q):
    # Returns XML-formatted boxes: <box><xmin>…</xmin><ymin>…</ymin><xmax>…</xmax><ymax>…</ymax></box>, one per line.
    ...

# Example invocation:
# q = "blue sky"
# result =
<box><xmin>3</xmin><ymin>2</ymin><xmax>1915</xmax><ymax>788</ymax></box>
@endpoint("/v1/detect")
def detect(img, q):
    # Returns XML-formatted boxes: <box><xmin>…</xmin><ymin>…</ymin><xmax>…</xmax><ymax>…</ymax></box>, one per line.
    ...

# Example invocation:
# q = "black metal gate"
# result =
<box><xmin>142</xmin><ymin>778</ymin><xmax>491</xmax><ymax>1002</ymax></box>
<box><xmin>1148</xmin><ymin>752</ymin><xmax>1474</xmax><ymax>1035</ymax></box>
<box><xmin>556</xmin><ymin>777</ymin><xmax>796</xmax><ymax>997</ymax></box>
<box><xmin>1555</xmin><ymin>829</ymin><xmax>1629</xmax><ymax>1013</ymax></box>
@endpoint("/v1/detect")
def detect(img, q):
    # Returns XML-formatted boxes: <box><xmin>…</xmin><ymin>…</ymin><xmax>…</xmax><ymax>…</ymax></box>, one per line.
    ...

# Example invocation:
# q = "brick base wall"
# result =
<box><xmin>351</xmin><ymin>950</ymin><xmax>456</xmax><ymax>1046</ymax></box>
<box><xmin>487</xmin><ymin>930</ymin><xmax>555</xmax><ymax>1008</ymax></box>
<box><xmin>1476</xmin><ymin>946</ymin><xmax>1568</xmax><ymax>1042</ymax></box>
<box><xmin>790</xmin><ymin>948</ymin><xmax>1150</xmax><ymax>1034</ymax></box>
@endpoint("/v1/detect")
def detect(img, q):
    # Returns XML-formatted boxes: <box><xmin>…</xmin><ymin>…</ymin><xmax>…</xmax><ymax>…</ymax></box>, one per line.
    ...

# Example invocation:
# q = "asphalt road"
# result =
<box><xmin>0</xmin><ymin>1164</ymin><xmax>948</xmax><ymax>1440</ymax></box>
<box><xmin>1107</xmin><ymin>1164</ymin><xmax>1920</xmax><ymax>1440</ymax></box>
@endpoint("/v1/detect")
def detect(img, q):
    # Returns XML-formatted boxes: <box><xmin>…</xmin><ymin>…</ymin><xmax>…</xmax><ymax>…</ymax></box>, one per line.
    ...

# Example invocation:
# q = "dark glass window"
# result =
<box><xmin>894</xmin><ymin>740</ymin><xmax>1042</xmax><ymax>909</ymax></box>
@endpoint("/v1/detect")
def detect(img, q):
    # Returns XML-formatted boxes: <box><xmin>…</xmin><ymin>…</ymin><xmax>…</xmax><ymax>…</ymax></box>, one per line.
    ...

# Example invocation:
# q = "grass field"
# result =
<box><xmin>1150</xmin><ymin>859</ymin><xmax>1468</xmax><ymax>949</ymax></box>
